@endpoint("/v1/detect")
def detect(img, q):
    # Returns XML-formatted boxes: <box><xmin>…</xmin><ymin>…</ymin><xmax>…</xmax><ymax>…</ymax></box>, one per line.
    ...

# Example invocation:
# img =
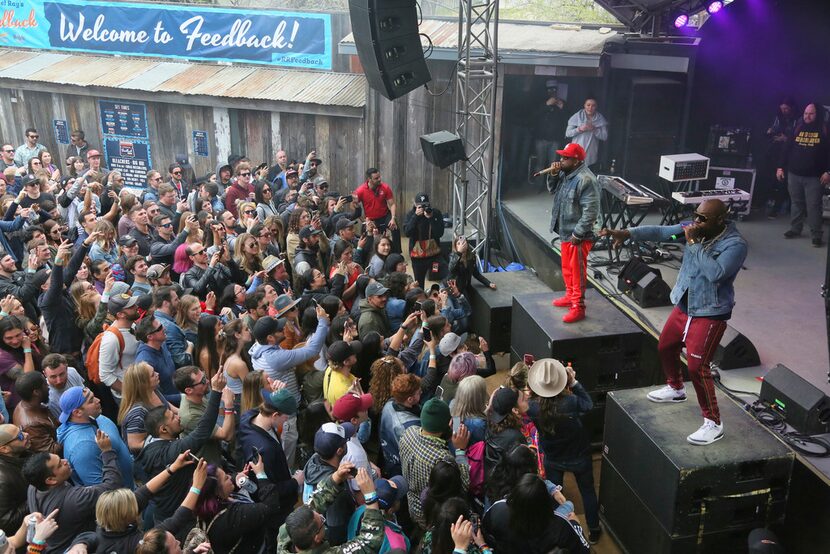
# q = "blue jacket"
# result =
<box><xmin>379</xmin><ymin>400</ymin><xmax>420</xmax><ymax>475</ymax></box>
<box><xmin>154</xmin><ymin>310</ymin><xmax>193</xmax><ymax>367</ymax></box>
<box><xmin>548</xmin><ymin>163</ymin><xmax>600</xmax><ymax>240</ymax></box>
<box><xmin>629</xmin><ymin>221</ymin><xmax>747</xmax><ymax>317</ymax></box>
<box><xmin>135</xmin><ymin>342</ymin><xmax>178</xmax><ymax>398</ymax></box>
<box><xmin>248</xmin><ymin>318</ymin><xmax>329</xmax><ymax>401</ymax></box>
<box><xmin>347</xmin><ymin>505</ymin><xmax>411</xmax><ymax>554</ymax></box>
<box><xmin>0</xmin><ymin>216</ymin><xmax>25</xmax><ymax>262</ymax></box>
<box><xmin>56</xmin><ymin>415</ymin><xmax>135</xmax><ymax>489</ymax></box>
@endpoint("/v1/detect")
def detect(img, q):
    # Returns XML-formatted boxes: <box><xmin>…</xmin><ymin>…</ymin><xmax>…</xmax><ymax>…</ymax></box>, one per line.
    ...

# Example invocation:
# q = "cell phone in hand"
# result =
<box><xmin>470</xmin><ymin>513</ymin><xmax>481</xmax><ymax>535</ymax></box>
<box><xmin>523</xmin><ymin>354</ymin><xmax>535</xmax><ymax>366</ymax></box>
<box><xmin>452</xmin><ymin>416</ymin><xmax>461</xmax><ymax>433</ymax></box>
<box><xmin>348</xmin><ymin>466</ymin><xmax>358</xmax><ymax>477</ymax></box>
<box><xmin>414</xmin><ymin>301</ymin><xmax>423</xmax><ymax>311</ymax></box>
<box><xmin>422</xmin><ymin>326</ymin><xmax>432</xmax><ymax>342</ymax></box>
<box><xmin>187</xmin><ymin>451</ymin><xmax>200</xmax><ymax>463</ymax></box>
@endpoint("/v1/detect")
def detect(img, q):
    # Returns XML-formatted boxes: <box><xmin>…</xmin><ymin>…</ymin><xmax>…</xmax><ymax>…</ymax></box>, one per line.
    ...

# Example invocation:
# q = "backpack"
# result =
<box><xmin>85</xmin><ymin>325</ymin><xmax>125</xmax><ymax>384</ymax></box>
<box><xmin>466</xmin><ymin>440</ymin><xmax>486</xmax><ymax>498</ymax></box>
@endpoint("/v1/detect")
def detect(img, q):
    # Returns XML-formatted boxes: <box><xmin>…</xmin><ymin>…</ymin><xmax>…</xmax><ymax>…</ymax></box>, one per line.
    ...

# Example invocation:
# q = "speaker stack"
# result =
<box><xmin>348</xmin><ymin>0</ymin><xmax>431</xmax><ymax>100</ymax></box>
<box><xmin>760</xmin><ymin>364</ymin><xmax>830</xmax><ymax>435</ymax></box>
<box><xmin>616</xmin><ymin>257</ymin><xmax>672</xmax><ymax>308</ymax></box>
<box><xmin>420</xmin><ymin>131</ymin><xmax>467</xmax><ymax>169</ymax></box>
<box><xmin>600</xmin><ymin>387</ymin><xmax>793</xmax><ymax>553</ymax></box>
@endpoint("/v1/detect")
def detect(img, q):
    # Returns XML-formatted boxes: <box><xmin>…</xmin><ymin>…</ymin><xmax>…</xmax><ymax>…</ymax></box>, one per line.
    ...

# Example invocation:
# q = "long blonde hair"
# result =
<box><xmin>96</xmin><ymin>488</ymin><xmax>140</xmax><ymax>532</ymax></box>
<box><xmin>175</xmin><ymin>294</ymin><xmax>201</xmax><ymax>331</ymax></box>
<box><xmin>117</xmin><ymin>362</ymin><xmax>156</xmax><ymax>424</ymax></box>
<box><xmin>241</xmin><ymin>370</ymin><xmax>266</xmax><ymax>413</ymax></box>
<box><xmin>69</xmin><ymin>280</ymin><xmax>100</xmax><ymax>322</ymax></box>
<box><xmin>233</xmin><ymin>232</ymin><xmax>262</xmax><ymax>276</ymax></box>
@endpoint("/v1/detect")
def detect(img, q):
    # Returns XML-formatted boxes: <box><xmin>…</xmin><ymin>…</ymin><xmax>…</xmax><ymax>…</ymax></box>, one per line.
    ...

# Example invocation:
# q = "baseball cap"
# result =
<box><xmin>146</xmin><ymin>264</ymin><xmax>170</xmax><ymax>280</ymax></box>
<box><xmin>314</xmin><ymin>422</ymin><xmax>355</xmax><ymax>458</ymax></box>
<box><xmin>110</xmin><ymin>281</ymin><xmax>131</xmax><ymax>297</ymax></box>
<box><xmin>274</xmin><ymin>294</ymin><xmax>300</xmax><ymax>317</ymax></box>
<box><xmin>489</xmin><ymin>386</ymin><xmax>519</xmax><ymax>423</ymax></box>
<box><xmin>285</xmin><ymin>168</ymin><xmax>299</xmax><ymax>177</ymax></box>
<box><xmin>253</xmin><ymin>316</ymin><xmax>287</xmax><ymax>344</ymax></box>
<box><xmin>556</xmin><ymin>143</ymin><xmax>586</xmax><ymax>161</ymax></box>
<box><xmin>438</xmin><ymin>332</ymin><xmax>467</xmax><ymax>357</ymax></box>
<box><xmin>87</xmin><ymin>149</ymin><xmax>101</xmax><ymax>158</ymax></box>
<box><xmin>327</xmin><ymin>340</ymin><xmax>362</xmax><ymax>364</ymax></box>
<box><xmin>414</xmin><ymin>192</ymin><xmax>430</xmax><ymax>204</ymax></box>
<box><xmin>108</xmin><ymin>293</ymin><xmax>138</xmax><ymax>315</ymax></box>
<box><xmin>335</xmin><ymin>219</ymin><xmax>356</xmax><ymax>233</ymax></box>
<box><xmin>332</xmin><ymin>392</ymin><xmax>373</xmax><ymax>422</ymax></box>
<box><xmin>261</xmin><ymin>388</ymin><xmax>298</xmax><ymax>415</ymax></box>
<box><xmin>374</xmin><ymin>476</ymin><xmax>409</xmax><ymax>510</ymax></box>
<box><xmin>118</xmin><ymin>235</ymin><xmax>138</xmax><ymax>247</ymax></box>
<box><xmin>262</xmin><ymin>255</ymin><xmax>284</xmax><ymax>273</ymax></box>
<box><xmin>527</xmin><ymin>358</ymin><xmax>568</xmax><ymax>398</ymax></box>
<box><xmin>58</xmin><ymin>386</ymin><xmax>88</xmax><ymax>424</ymax></box>
<box><xmin>299</xmin><ymin>225</ymin><xmax>323</xmax><ymax>241</ymax></box>
<box><xmin>365</xmin><ymin>282</ymin><xmax>390</xmax><ymax>297</ymax></box>
<box><xmin>0</xmin><ymin>424</ymin><xmax>22</xmax><ymax>446</ymax></box>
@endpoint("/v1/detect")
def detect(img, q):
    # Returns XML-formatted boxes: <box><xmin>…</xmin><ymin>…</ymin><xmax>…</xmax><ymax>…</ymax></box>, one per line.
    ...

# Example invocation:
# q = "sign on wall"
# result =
<box><xmin>53</xmin><ymin>119</ymin><xmax>69</xmax><ymax>144</ymax></box>
<box><xmin>104</xmin><ymin>138</ymin><xmax>152</xmax><ymax>190</ymax></box>
<box><xmin>99</xmin><ymin>100</ymin><xmax>148</xmax><ymax>139</ymax></box>
<box><xmin>192</xmin><ymin>130</ymin><xmax>209</xmax><ymax>158</ymax></box>
<box><xmin>0</xmin><ymin>0</ymin><xmax>332</xmax><ymax>70</ymax></box>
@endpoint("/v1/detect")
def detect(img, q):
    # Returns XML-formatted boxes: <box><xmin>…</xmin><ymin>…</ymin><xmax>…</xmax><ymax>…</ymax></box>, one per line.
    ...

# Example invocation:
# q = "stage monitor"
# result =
<box><xmin>659</xmin><ymin>153</ymin><xmax>710</xmax><ymax>182</ymax></box>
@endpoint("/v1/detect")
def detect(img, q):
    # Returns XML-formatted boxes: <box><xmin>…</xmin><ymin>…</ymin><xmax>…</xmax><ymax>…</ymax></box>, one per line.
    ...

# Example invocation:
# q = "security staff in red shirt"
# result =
<box><xmin>354</xmin><ymin>167</ymin><xmax>401</xmax><ymax>254</ymax></box>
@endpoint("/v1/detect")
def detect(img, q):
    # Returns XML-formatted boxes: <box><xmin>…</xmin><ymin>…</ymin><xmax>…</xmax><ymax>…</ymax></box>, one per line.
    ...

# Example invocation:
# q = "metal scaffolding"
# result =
<box><xmin>451</xmin><ymin>0</ymin><xmax>499</xmax><ymax>264</ymax></box>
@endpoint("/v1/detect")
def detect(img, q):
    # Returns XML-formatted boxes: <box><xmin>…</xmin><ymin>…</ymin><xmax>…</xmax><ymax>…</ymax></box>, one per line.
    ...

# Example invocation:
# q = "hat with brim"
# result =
<box><xmin>274</xmin><ymin>294</ymin><xmax>301</xmax><ymax>317</ymax></box>
<box><xmin>438</xmin><ymin>332</ymin><xmax>467</xmax><ymax>357</ymax></box>
<box><xmin>556</xmin><ymin>143</ymin><xmax>586</xmax><ymax>161</ymax></box>
<box><xmin>527</xmin><ymin>358</ymin><xmax>568</xmax><ymax>398</ymax></box>
<box><xmin>58</xmin><ymin>386</ymin><xmax>87</xmax><ymax>424</ymax></box>
<box><xmin>375</xmin><ymin>475</ymin><xmax>409</xmax><ymax>509</ymax></box>
<box><xmin>263</xmin><ymin>255</ymin><xmax>284</xmax><ymax>273</ymax></box>
<box><xmin>488</xmin><ymin>386</ymin><xmax>519</xmax><ymax>424</ymax></box>
<box><xmin>261</xmin><ymin>388</ymin><xmax>298</xmax><ymax>415</ymax></box>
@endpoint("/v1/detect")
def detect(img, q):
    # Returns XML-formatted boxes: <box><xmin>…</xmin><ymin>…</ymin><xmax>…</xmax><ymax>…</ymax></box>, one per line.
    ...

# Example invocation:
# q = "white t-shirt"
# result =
<box><xmin>99</xmin><ymin>326</ymin><xmax>138</xmax><ymax>399</ymax></box>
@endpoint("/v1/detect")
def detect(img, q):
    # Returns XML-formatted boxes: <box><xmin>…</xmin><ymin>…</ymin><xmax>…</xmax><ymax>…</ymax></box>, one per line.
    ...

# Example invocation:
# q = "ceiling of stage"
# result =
<box><xmin>595</xmin><ymin>0</ymin><xmax>719</xmax><ymax>31</ymax></box>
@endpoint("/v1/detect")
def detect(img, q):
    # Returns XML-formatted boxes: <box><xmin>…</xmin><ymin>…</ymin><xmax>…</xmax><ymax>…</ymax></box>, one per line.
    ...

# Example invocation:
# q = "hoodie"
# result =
<box><xmin>136</xmin><ymin>389</ymin><xmax>220</xmax><ymax>522</ymax></box>
<box><xmin>236</xmin><ymin>409</ymin><xmax>297</xmax><ymax>527</ymax></box>
<box><xmin>56</xmin><ymin>415</ymin><xmax>135</xmax><ymax>489</ymax></box>
<box><xmin>302</xmin><ymin>454</ymin><xmax>355</xmax><ymax>546</ymax></box>
<box><xmin>248</xmin><ymin>318</ymin><xmax>330</xmax><ymax>401</ymax></box>
<box><xmin>357</xmin><ymin>298</ymin><xmax>390</xmax><ymax>341</ymax></box>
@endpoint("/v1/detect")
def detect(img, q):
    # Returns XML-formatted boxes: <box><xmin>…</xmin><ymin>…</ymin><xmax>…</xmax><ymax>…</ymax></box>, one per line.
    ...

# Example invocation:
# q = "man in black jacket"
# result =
<box><xmin>150</xmin><ymin>213</ymin><xmax>196</xmax><ymax>265</ymax></box>
<box><xmin>182</xmin><ymin>243</ymin><xmax>232</xmax><ymax>299</ymax></box>
<box><xmin>0</xmin><ymin>250</ymin><xmax>41</xmax><ymax>321</ymax></box>
<box><xmin>0</xmin><ymin>423</ymin><xmax>30</xmax><ymax>536</ymax></box>
<box><xmin>137</xmin><ymin>371</ymin><xmax>225</xmax><ymax>523</ymax></box>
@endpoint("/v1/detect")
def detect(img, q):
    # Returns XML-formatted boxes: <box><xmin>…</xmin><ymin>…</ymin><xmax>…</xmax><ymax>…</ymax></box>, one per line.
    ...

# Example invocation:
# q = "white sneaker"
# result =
<box><xmin>647</xmin><ymin>385</ymin><xmax>687</xmax><ymax>403</ymax></box>
<box><xmin>687</xmin><ymin>418</ymin><xmax>724</xmax><ymax>445</ymax></box>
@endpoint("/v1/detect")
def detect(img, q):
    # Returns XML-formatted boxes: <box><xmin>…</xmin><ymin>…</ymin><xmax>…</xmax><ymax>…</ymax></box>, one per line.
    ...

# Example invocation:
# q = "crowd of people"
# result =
<box><xmin>0</xmin><ymin>129</ymin><xmax>597</xmax><ymax>554</ymax></box>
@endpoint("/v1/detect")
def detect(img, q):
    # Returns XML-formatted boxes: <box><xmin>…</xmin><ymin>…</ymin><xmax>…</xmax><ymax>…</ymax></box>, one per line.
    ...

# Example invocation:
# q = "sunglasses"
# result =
<box><xmin>259</xmin><ymin>304</ymin><xmax>269</xmax><ymax>311</ymax></box>
<box><xmin>31</xmin><ymin>160</ymin><xmax>42</xmax><ymax>165</ymax></box>
<box><xmin>192</xmin><ymin>375</ymin><xmax>207</xmax><ymax>387</ymax></box>
<box><xmin>28</xmin><ymin>135</ymin><xmax>39</xmax><ymax>139</ymax></box>
<box><xmin>160</xmin><ymin>222</ymin><xmax>173</xmax><ymax>228</ymax></box>
<box><xmin>0</xmin><ymin>431</ymin><xmax>25</xmax><ymax>446</ymax></box>
<box><xmin>239</xmin><ymin>172</ymin><xmax>251</xmax><ymax>177</ymax></box>
<box><xmin>693</xmin><ymin>212</ymin><xmax>709</xmax><ymax>223</ymax></box>
<box><xmin>191</xmin><ymin>250</ymin><xmax>206</xmax><ymax>256</ymax></box>
<box><xmin>244</xmin><ymin>210</ymin><xmax>256</xmax><ymax>215</ymax></box>
<box><xmin>172</xmin><ymin>171</ymin><xmax>182</xmax><ymax>175</ymax></box>
<box><xmin>2</xmin><ymin>149</ymin><xmax>13</xmax><ymax>153</ymax></box>
<box><xmin>151</xmin><ymin>323</ymin><xmax>165</xmax><ymax>335</ymax></box>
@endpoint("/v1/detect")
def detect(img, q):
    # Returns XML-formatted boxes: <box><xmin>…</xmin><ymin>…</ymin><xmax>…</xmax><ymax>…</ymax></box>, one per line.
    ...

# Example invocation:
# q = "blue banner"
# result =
<box><xmin>0</xmin><ymin>1</ymin><xmax>332</xmax><ymax>70</ymax></box>
<box><xmin>99</xmin><ymin>100</ymin><xmax>148</xmax><ymax>139</ymax></box>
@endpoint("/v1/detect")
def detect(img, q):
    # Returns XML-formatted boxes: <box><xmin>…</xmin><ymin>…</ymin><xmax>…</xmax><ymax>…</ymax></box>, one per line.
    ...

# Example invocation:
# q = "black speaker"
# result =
<box><xmin>601</xmin><ymin>387</ymin><xmax>793</xmax><ymax>552</ymax></box>
<box><xmin>348</xmin><ymin>0</ymin><xmax>431</xmax><ymax>100</ymax></box>
<box><xmin>713</xmin><ymin>325</ymin><xmax>760</xmax><ymax>370</ymax></box>
<box><xmin>466</xmin><ymin>270</ymin><xmax>552</xmax><ymax>353</ymax></box>
<box><xmin>420</xmin><ymin>131</ymin><xmax>467</xmax><ymax>169</ymax></box>
<box><xmin>617</xmin><ymin>257</ymin><xmax>672</xmax><ymax>308</ymax></box>
<box><xmin>760</xmin><ymin>364</ymin><xmax>830</xmax><ymax>435</ymax></box>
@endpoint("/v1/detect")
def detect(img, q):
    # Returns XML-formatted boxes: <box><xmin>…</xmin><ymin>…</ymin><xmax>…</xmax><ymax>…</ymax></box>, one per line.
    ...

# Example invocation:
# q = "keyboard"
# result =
<box><xmin>671</xmin><ymin>188</ymin><xmax>750</xmax><ymax>205</ymax></box>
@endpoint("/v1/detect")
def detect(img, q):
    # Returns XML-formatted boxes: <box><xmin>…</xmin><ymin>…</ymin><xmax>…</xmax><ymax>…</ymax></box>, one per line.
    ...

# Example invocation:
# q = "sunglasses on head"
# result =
<box><xmin>0</xmin><ymin>431</ymin><xmax>24</xmax><ymax>446</ymax></box>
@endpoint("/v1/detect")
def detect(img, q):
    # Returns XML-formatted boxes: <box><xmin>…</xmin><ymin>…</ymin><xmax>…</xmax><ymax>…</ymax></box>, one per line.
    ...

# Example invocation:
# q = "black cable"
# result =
<box><xmin>424</xmin><ymin>59</ymin><xmax>460</xmax><ymax>97</ymax></box>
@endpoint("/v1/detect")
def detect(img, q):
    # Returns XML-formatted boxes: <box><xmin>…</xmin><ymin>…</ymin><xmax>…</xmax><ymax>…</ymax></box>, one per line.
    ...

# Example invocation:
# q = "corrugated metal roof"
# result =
<box><xmin>341</xmin><ymin>18</ymin><xmax>616</xmax><ymax>60</ymax></box>
<box><xmin>0</xmin><ymin>48</ymin><xmax>366</xmax><ymax>110</ymax></box>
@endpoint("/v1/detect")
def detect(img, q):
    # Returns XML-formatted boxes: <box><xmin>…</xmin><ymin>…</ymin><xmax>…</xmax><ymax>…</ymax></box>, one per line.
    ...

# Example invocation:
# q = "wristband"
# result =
<box><xmin>224</xmin><ymin>409</ymin><xmax>235</xmax><ymax>415</ymax></box>
<box><xmin>31</xmin><ymin>538</ymin><xmax>47</xmax><ymax>546</ymax></box>
<box><xmin>256</xmin><ymin>472</ymin><xmax>268</xmax><ymax>480</ymax></box>
<box><xmin>189</xmin><ymin>486</ymin><xmax>202</xmax><ymax>496</ymax></box>
<box><xmin>453</xmin><ymin>549</ymin><xmax>466</xmax><ymax>554</ymax></box>
<box><xmin>166</xmin><ymin>464</ymin><xmax>174</xmax><ymax>476</ymax></box>
<box><xmin>101</xmin><ymin>293</ymin><xmax>110</xmax><ymax>303</ymax></box>
<box><xmin>363</xmin><ymin>492</ymin><xmax>378</xmax><ymax>504</ymax></box>
<box><xmin>0</xmin><ymin>311</ymin><xmax>7</xmax><ymax>318</ymax></box>
<box><xmin>455</xmin><ymin>449</ymin><xmax>465</xmax><ymax>455</ymax></box>
<box><xmin>429</xmin><ymin>354</ymin><xmax>437</xmax><ymax>360</ymax></box>
<box><xmin>23</xmin><ymin>348</ymin><xmax>32</xmax><ymax>354</ymax></box>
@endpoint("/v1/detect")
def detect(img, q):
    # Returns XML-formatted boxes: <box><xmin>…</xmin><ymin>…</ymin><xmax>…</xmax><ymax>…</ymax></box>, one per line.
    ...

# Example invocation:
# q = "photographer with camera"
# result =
<box><xmin>404</xmin><ymin>193</ymin><xmax>445</xmax><ymax>289</ymax></box>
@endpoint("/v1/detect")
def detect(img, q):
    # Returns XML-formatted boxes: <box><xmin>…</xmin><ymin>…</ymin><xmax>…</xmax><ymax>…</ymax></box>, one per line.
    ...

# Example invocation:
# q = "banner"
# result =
<box><xmin>0</xmin><ymin>1</ymin><xmax>332</xmax><ymax>70</ymax></box>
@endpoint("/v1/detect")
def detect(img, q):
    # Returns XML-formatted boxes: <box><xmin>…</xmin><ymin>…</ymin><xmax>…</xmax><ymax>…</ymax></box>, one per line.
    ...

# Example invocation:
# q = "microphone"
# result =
<box><xmin>532</xmin><ymin>164</ymin><xmax>561</xmax><ymax>178</ymax></box>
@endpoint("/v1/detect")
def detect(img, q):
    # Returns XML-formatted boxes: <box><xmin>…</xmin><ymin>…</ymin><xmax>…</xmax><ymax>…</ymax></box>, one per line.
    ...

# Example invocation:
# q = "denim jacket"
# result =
<box><xmin>628</xmin><ymin>222</ymin><xmax>747</xmax><ymax>317</ymax></box>
<box><xmin>548</xmin><ymin>163</ymin><xmax>600</xmax><ymax>240</ymax></box>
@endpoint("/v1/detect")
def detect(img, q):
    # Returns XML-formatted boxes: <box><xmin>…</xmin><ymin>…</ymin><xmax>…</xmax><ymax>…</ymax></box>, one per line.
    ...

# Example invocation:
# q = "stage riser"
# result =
<box><xmin>501</xmin><ymin>206</ymin><xmax>565</xmax><ymax>292</ymax></box>
<box><xmin>601</xmin><ymin>388</ymin><xmax>793</xmax><ymax>544</ymax></box>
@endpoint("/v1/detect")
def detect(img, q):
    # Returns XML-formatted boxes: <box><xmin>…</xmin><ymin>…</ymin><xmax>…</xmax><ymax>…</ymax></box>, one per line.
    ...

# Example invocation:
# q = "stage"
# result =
<box><xmin>500</xmin><ymin>186</ymin><xmax>830</xmax><ymax>393</ymax></box>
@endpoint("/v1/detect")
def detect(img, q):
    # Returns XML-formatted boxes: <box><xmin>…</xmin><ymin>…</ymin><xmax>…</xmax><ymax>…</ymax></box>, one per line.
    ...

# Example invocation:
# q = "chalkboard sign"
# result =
<box><xmin>104</xmin><ymin>138</ymin><xmax>152</xmax><ymax>190</ymax></box>
<box><xmin>53</xmin><ymin>119</ymin><xmax>70</xmax><ymax>144</ymax></box>
<box><xmin>100</xmin><ymin>100</ymin><xmax>148</xmax><ymax>140</ymax></box>
<box><xmin>193</xmin><ymin>130</ymin><xmax>209</xmax><ymax>158</ymax></box>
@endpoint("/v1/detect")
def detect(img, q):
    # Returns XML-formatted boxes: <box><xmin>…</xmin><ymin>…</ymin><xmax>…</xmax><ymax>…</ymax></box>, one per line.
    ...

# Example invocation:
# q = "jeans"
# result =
<box><xmin>545</xmin><ymin>455</ymin><xmax>599</xmax><ymax>530</ymax></box>
<box><xmin>788</xmin><ymin>173</ymin><xmax>824</xmax><ymax>239</ymax></box>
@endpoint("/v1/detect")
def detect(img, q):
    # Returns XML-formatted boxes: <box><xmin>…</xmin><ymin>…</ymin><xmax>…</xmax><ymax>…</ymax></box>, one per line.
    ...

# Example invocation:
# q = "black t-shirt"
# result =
<box><xmin>483</xmin><ymin>499</ymin><xmax>590</xmax><ymax>554</ymax></box>
<box><xmin>18</xmin><ymin>193</ymin><xmax>56</xmax><ymax>209</ymax></box>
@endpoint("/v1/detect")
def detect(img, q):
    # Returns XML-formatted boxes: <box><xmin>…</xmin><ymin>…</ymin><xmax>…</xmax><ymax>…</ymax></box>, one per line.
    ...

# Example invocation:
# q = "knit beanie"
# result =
<box><xmin>421</xmin><ymin>398</ymin><xmax>451</xmax><ymax>434</ymax></box>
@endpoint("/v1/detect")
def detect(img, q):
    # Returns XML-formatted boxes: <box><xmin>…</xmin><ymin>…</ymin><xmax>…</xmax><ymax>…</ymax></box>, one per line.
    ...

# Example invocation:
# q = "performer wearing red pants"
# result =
<box><xmin>546</xmin><ymin>143</ymin><xmax>600</xmax><ymax>323</ymax></box>
<box><xmin>601</xmin><ymin>199</ymin><xmax>748</xmax><ymax>445</ymax></box>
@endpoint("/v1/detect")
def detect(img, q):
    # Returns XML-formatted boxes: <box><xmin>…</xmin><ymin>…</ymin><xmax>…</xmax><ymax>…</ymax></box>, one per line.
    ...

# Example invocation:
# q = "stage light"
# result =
<box><xmin>674</xmin><ymin>14</ymin><xmax>689</xmax><ymax>28</ymax></box>
<box><xmin>707</xmin><ymin>1</ymin><xmax>724</xmax><ymax>14</ymax></box>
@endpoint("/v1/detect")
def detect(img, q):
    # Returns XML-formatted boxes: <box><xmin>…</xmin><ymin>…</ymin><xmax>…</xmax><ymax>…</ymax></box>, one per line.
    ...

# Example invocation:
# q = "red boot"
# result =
<box><xmin>552</xmin><ymin>295</ymin><xmax>571</xmax><ymax>308</ymax></box>
<box><xmin>562</xmin><ymin>306</ymin><xmax>585</xmax><ymax>323</ymax></box>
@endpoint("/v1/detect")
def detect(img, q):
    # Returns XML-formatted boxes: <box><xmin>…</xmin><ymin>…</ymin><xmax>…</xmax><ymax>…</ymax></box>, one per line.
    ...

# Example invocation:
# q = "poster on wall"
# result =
<box><xmin>53</xmin><ymin>120</ymin><xmax>70</xmax><ymax>144</ymax></box>
<box><xmin>193</xmin><ymin>130</ymin><xmax>209</xmax><ymax>157</ymax></box>
<box><xmin>100</xmin><ymin>100</ymin><xmax>148</xmax><ymax>139</ymax></box>
<box><xmin>104</xmin><ymin>138</ymin><xmax>151</xmax><ymax>191</ymax></box>
<box><xmin>0</xmin><ymin>0</ymin><xmax>332</xmax><ymax>70</ymax></box>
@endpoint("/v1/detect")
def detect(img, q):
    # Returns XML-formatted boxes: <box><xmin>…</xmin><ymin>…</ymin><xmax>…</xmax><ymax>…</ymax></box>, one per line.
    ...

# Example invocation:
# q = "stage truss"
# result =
<box><xmin>450</xmin><ymin>0</ymin><xmax>499</xmax><ymax>264</ymax></box>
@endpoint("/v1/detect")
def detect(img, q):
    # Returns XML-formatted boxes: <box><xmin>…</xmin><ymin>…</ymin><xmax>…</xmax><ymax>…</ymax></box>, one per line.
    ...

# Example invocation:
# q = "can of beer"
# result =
<box><xmin>26</xmin><ymin>514</ymin><xmax>38</xmax><ymax>543</ymax></box>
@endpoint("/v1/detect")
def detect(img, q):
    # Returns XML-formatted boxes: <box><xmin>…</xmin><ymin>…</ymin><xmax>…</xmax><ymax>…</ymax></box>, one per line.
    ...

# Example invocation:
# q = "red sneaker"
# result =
<box><xmin>552</xmin><ymin>296</ymin><xmax>570</xmax><ymax>307</ymax></box>
<box><xmin>562</xmin><ymin>307</ymin><xmax>585</xmax><ymax>323</ymax></box>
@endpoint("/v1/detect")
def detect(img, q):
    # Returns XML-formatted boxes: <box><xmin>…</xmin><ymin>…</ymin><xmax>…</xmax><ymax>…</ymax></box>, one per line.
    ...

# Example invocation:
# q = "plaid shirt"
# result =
<box><xmin>399</xmin><ymin>426</ymin><xmax>470</xmax><ymax>527</ymax></box>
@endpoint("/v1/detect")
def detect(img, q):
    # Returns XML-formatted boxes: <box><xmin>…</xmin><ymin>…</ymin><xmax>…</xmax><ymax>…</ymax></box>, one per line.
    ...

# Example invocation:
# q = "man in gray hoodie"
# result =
<box><xmin>249</xmin><ymin>306</ymin><xmax>330</xmax><ymax>468</ymax></box>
